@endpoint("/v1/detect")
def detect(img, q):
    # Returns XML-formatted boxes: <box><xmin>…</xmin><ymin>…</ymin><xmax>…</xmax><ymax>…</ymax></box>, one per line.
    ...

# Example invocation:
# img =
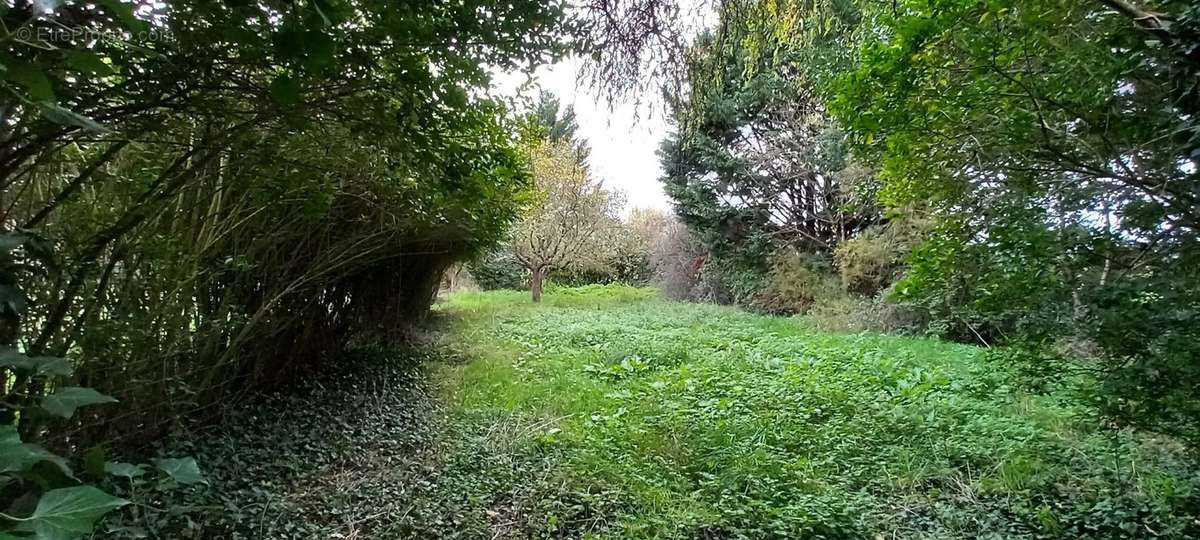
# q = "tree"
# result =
<box><xmin>0</xmin><ymin>0</ymin><xmax>570</xmax><ymax>447</ymax></box>
<box><xmin>533</xmin><ymin>93</ymin><xmax>591</xmax><ymax>165</ymax></box>
<box><xmin>657</xmin><ymin>30</ymin><xmax>880</xmax><ymax>305</ymax></box>
<box><xmin>830</xmin><ymin>0</ymin><xmax>1200</xmax><ymax>439</ymax></box>
<box><xmin>0</xmin><ymin>0</ymin><xmax>573</xmax><ymax>533</ymax></box>
<box><xmin>513</xmin><ymin>140</ymin><xmax>623</xmax><ymax>302</ymax></box>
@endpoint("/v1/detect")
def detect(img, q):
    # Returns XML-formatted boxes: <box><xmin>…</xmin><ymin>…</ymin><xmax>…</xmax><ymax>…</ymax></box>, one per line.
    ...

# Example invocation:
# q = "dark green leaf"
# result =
<box><xmin>0</xmin><ymin>232</ymin><xmax>27</xmax><ymax>253</ymax></box>
<box><xmin>64</xmin><ymin>51</ymin><xmax>115</xmax><ymax>76</ymax></box>
<box><xmin>29</xmin><ymin>356</ymin><xmax>73</xmax><ymax>378</ymax></box>
<box><xmin>269</xmin><ymin>75</ymin><xmax>302</xmax><ymax>105</ymax></box>
<box><xmin>41</xmin><ymin>387</ymin><xmax>118</xmax><ymax>419</ymax></box>
<box><xmin>0</xmin><ymin>348</ymin><xmax>29</xmax><ymax>370</ymax></box>
<box><xmin>14</xmin><ymin>486</ymin><xmax>129</xmax><ymax>540</ymax></box>
<box><xmin>0</xmin><ymin>284</ymin><xmax>26</xmax><ymax>316</ymax></box>
<box><xmin>1</xmin><ymin>351</ymin><xmax>73</xmax><ymax>377</ymax></box>
<box><xmin>0</xmin><ymin>426</ymin><xmax>71</xmax><ymax>477</ymax></box>
<box><xmin>38</xmin><ymin>102</ymin><xmax>107</xmax><ymax>133</ymax></box>
<box><xmin>6</xmin><ymin>64</ymin><xmax>54</xmax><ymax>102</ymax></box>
<box><xmin>103</xmin><ymin>462</ymin><xmax>146</xmax><ymax>479</ymax></box>
<box><xmin>153</xmin><ymin>457</ymin><xmax>205</xmax><ymax>485</ymax></box>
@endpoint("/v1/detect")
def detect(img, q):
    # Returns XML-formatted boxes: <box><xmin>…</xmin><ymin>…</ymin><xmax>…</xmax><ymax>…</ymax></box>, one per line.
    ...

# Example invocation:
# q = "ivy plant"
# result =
<box><xmin>0</xmin><ymin>232</ymin><xmax>201</xmax><ymax>539</ymax></box>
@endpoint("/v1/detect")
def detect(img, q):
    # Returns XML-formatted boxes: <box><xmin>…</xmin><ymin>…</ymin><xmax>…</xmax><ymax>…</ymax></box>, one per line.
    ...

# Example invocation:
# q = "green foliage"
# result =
<box><xmin>834</xmin><ymin>211</ymin><xmax>928</xmax><ymax>295</ymax></box>
<box><xmin>152</xmin><ymin>458</ymin><xmax>206</xmax><ymax>486</ymax></box>
<box><xmin>804</xmin><ymin>292</ymin><xmax>924</xmax><ymax>335</ymax></box>
<box><xmin>97</xmin><ymin>346</ymin><xmax>442</xmax><ymax>538</ymax></box>
<box><xmin>39</xmin><ymin>388</ymin><xmax>117</xmax><ymax>420</ymax></box>
<box><xmin>42</xmin><ymin>285</ymin><xmax>1196</xmax><ymax>538</ymax></box>
<box><xmin>530</xmin><ymin>93</ymin><xmax>591</xmax><ymax>166</ymax></box>
<box><xmin>10</xmin><ymin>487</ymin><xmax>128</xmax><ymax>540</ymax></box>
<box><xmin>0</xmin><ymin>232</ymin><xmax>197</xmax><ymax>540</ymax></box>
<box><xmin>827</xmin><ymin>0</ymin><xmax>1200</xmax><ymax>437</ymax></box>
<box><xmin>0</xmin><ymin>2</ymin><xmax>574</xmax><ymax>533</ymax></box>
<box><xmin>892</xmin><ymin>214</ymin><xmax>1075</xmax><ymax>344</ymax></box>
<box><xmin>658</xmin><ymin>14</ymin><xmax>887</xmax><ymax>317</ymax></box>
<box><xmin>754</xmin><ymin>250</ymin><xmax>842</xmax><ymax>314</ymax></box>
<box><xmin>1081</xmin><ymin>259</ymin><xmax>1200</xmax><ymax>443</ymax></box>
<box><xmin>468</xmin><ymin>247</ymin><xmax>529</xmax><ymax>291</ymax></box>
<box><xmin>427</xmin><ymin>286</ymin><xmax>1200</xmax><ymax>538</ymax></box>
<box><xmin>549</xmin><ymin>252</ymin><xmax>653</xmax><ymax>288</ymax></box>
<box><xmin>659</xmin><ymin>36</ymin><xmax>872</xmax><ymax>264</ymax></box>
<box><xmin>0</xmin><ymin>0</ymin><xmax>571</xmax><ymax>450</ymax></box>
<box><xmin>0</xmin><ymin>373</ymin><xmax>191</xmax><ymax>540</ymax></box>
<box><xmin>696</xmin><ymin>254</ymin><xmax>770</xmax><ymax>306</ymax></box>
<box><xmin>0</xmin><ymin>425</ymin><xmax>67</xmax><ymax>477</ymax></box>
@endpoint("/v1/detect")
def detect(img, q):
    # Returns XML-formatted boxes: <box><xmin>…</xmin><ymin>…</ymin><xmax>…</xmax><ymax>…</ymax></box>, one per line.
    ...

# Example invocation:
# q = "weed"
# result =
<box><xmin>430</xmin><ymin>286</ymin><xmax>1200</xmax><ymax>538</ymax></box>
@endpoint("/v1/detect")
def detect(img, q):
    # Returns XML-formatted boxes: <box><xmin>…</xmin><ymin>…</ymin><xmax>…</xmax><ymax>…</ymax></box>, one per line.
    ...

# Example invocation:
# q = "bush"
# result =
<box><xmin>835</xmin><ymin>212</ymin><xmax>928</xmax><ymax>295</ymax></box>
<box><xmin>1079</xmin><ymin>263</ymin><xmax>1200</xmax><ymax>444</ymax></box>
<box><xmin>468</xmin><ymin>248</ymin><xmax>528</xmax><ymax>291</ymax></box>
<box><xmin>549</xmin><ymin>251</ymin><xmax>652</xmax><ymax>287</ymax></box>
<box><xmin>895</xmin><ymin>210</ymin><xmax>1200</xmax><ymax>444</ymax></box>
<box><xmin>805</xmin><ymin>292</ymin><xmax>925</xmax><ymax>334</ymax></box>
<box><xmin>752</xmin><ymin>250</ymin><xmax>842</xmax><ymax>314</ymax></box>
<box><xmin>651</xmin><ymin>222</ymin><xmax>710</xmax><ymax>301</ymax></box>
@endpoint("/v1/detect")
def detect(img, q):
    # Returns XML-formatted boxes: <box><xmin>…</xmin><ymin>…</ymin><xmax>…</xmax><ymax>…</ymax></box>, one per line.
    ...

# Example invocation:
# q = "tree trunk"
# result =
<box><xmin>530</xmin><ymin>266</ymin><xmax>545</xmax><ymax>303</ymax></box>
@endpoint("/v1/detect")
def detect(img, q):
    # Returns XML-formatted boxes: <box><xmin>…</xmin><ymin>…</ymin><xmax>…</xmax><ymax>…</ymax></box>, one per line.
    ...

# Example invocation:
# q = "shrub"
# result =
<box><xmin>468</xmin><ymin>248</ymin><xmax>528</xmax><ymax>291</ymax></box>
<box><xmin>645</xmin><ymin>218</ymin><xmax>711</xmax><ymax>301</ymax></box>
<box><xmin>753</xmin><ymin>250</ymin><xmax>842</xmax><ymax>314</ymax></box>
<box><xmin>548</xmin><ymin>251</ymin><xmax>651</xmax><ymax>287</ymax></box>
<box><xmin>691</xmin><ymin>254</ymin><xmax>768</xmax><ymax>306</ymax></box>
<box><xmin>805</xmin><ymin>292</ymin><xmax>925</xmax><ymax>334</ymax></box>
<box><xmin>835</xmin><ymin>212</ymin><xmax>928</xmax><ymax>295</ymax></box>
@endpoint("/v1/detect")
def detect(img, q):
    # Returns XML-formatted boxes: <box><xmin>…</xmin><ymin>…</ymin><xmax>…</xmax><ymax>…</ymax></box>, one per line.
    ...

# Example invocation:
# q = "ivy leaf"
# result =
<box><xmin>37</xmin><ymin>360</ymin><xmax>73</xmax><ymax>379</ymax></box>
<box><xmin>103</xmin><ymin>462</ymin><xmax>146</xmax><ymax>479</ymax></box>
<box><xmin>0</xmin><ymin>348</ymin><xmax>29</xmax><ymax>370</ymax></box>
<box><xmin>14</xmin><ymin>486</ymin><xmax>129</xmax><ymax>540</ymax></box>
<box><xmin>0</xmin><ymin>350</ymin><xmax>73</xmax><ymax>377</ymax></box>
<box><xmin>41</xmin><ymin>387</ymin><xmax>118</xmax><ymax>419</ymax></box>
<box><xmin>0</xmin><ymin>231</ymin><xmax>28</xmax><ymax>253</ymax></box>
<box><xmin>153</xmin><ymin>457</ymin><xmax>205</xmax><ymax>485</ymax></box>
<box><xmin>30</xmin><ymin>356</ymin><xmax>73</xmax><ymax>377</ymax></box>
<box><xmin>0</xmin><ymin>426</ymin><xmax>71</xmax><ymax>477</ymax></box>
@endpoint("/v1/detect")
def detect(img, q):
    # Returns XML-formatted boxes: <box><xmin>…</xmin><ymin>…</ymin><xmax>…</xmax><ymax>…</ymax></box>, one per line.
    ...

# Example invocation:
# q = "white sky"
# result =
<box><xmin>491</xmin><ymin>1</ymin><xmax>716</xmax><ymax>214</ymax></box>
<box><xmin>495</xmin><ymin>58</ymin><xmax>675</xmax><ymax>213</ymax></box>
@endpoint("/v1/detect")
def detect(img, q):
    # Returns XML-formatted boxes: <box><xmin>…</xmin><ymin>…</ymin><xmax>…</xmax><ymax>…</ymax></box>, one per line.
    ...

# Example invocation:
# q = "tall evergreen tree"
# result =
<box><xmin>532</xmin><ymin>92</ymin><xmax>591</xmax><ymax>166</ymax></box>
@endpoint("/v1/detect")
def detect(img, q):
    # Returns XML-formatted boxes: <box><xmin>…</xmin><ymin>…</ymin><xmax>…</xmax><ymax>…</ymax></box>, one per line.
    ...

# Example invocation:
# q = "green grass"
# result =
<box><xmin>423</xmin><ymin>285</ymin><xmax>1199</xmax><ymax>539</ymax></box>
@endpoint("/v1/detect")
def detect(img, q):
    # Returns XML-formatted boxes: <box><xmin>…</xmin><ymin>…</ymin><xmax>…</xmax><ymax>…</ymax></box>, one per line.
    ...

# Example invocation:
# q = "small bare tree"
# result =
<box><xmin>513</xmin><ymin>140</ymin><xmax>623</xmax><ymax>302</ymax></box>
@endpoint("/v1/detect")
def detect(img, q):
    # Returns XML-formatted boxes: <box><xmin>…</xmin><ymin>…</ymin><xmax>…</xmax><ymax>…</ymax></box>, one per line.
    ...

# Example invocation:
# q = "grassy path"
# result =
<box><xmin>417</xmin><ymin>285</ymin><xmax>1197</xmax><ymax>539</ymax></box>
<box><xmin>143</xmin><ymin>285</ymin><xmax>1197</xmax><ymax>539</ymax></box>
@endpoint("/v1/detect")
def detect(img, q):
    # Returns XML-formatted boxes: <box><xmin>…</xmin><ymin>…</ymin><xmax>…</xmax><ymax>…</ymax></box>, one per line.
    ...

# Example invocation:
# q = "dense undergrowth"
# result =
<box><xmin>127</xmin><ymin>285</ymin><xmax>1200</xmax><ymax>538</ymax></box>
<box><xmin>434</xmin><ymin>286</ymin><xmax>1200</xmax><ymax>538</ymax></box>
<box><xmin>104</xmin><ymin>347</ymin><xmax>443</xmax><ymax>538</ymax></box>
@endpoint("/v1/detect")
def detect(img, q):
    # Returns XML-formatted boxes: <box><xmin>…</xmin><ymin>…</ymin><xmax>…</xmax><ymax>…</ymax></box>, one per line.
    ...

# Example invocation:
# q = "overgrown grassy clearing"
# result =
<box><xmin>428</xmin><ymin>285</ymin><xmax>1199</xmax><ymax>539</ymax></box>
